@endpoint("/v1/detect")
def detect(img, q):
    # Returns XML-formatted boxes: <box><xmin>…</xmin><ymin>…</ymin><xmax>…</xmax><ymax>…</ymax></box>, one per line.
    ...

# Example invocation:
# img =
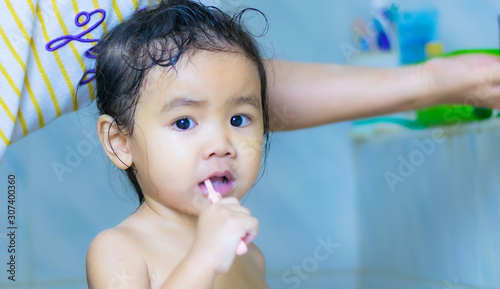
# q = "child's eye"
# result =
<box><xmin>230</xmin><ymin>115</ymin><xmax>250</xmax><ymax>127</ymax></box>
<box><xmin>174</xmin><ymin>118</ymin><xmax>196</xmax><ymax>130</ymax></box>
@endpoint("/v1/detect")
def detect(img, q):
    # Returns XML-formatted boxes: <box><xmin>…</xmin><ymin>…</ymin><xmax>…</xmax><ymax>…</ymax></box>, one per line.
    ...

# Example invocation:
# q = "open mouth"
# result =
<box><xmin>199</xmin><ymin>171</ymin><xmax>234</xmax><ymax>196</ymax></box>
<box><xmin>208</xmin><ymin>175</ymin><xmax>229</xmax><ymax>185</ymax></box>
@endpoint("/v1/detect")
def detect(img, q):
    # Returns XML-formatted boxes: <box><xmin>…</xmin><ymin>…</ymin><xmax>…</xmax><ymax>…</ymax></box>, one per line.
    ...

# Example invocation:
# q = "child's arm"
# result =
<box><xmin>86</xmin><ymin>198</ymin><xmax>258</xmax><ymax>289</ymax></box>
<box><xmin>159</xmin><ymin>198</ymin><xmax>259</xmax><ymax>288</ymax></box>
<box><xmin>86</xmin><ymin>229</ymin><xmax>152</xmax><ymax>288</ymax></box>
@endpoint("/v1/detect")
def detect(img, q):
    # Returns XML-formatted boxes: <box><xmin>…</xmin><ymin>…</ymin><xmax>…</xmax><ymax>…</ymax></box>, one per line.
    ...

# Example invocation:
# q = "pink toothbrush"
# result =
<box><xmin>204</xmin><ymin>179</ymin><xmax>248</xmax><ymax>255</ymax></box>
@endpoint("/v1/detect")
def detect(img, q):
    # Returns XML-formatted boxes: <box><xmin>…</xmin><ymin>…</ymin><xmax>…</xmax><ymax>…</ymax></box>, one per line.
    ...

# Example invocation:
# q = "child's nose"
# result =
<box><xmin>202</xmin><ymin>129</ymin><xmax>236</xmax><ymax>159</ymax></box>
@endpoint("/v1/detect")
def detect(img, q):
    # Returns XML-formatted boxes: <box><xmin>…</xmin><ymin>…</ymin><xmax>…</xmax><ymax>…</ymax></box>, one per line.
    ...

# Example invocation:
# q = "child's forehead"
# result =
<box><xmin>139</xmin><ymin>50</ymin><xmax>261</xmax><ymax>103</ymax></box>
<box><xmin>144</xmin><ymin>49</ymin><xmax>257</xmax><ymax>85</ymax></box>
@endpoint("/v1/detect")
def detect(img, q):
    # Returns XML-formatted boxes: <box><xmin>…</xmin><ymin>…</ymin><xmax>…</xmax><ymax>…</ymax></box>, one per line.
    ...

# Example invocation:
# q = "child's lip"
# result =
<box><xmin>199</xmin><ymin>170</ymin><xmax>235</xmax><ymax>196</ymax></box>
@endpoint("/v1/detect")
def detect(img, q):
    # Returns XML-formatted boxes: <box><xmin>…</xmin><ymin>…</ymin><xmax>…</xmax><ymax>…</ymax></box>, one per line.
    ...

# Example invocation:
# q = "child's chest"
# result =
<box><xmin>213</xmin><ymin>253</ymin><xmax>269</xmax><ymax>289</ymax></box>
<box><xmin>143</xmin><ymin>237</ymin><xmax>268</xmax><ymax>289</ymax></box>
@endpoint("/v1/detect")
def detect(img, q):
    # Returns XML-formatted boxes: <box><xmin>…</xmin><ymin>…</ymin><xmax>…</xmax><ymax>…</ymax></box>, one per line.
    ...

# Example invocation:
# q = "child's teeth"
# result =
<box><xmin>209</xmin><ymin>176</ymin><xmax>226</xmax><ymax>187</ymax></box>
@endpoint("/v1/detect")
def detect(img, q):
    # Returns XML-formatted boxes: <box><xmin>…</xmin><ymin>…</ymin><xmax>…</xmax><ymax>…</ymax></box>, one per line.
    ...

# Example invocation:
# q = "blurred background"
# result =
<box><xmin>1</xmin><ymin>0</ymin><xmax>500</xmax><ymax>288</ymax></box>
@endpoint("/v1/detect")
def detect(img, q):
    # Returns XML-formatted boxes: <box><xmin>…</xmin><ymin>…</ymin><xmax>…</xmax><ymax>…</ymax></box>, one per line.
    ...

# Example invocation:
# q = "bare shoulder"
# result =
<box><xmin>86</xmin><ymin>227</ymin><xmax>150</xmax><ymax>289</ymax></box>
<box><xmin>247</xmin><ymin>243</ymin><xmax>266</xmax><ymax>273</ymax></box>
<box><xmin>86</xmin><ymin>227</ymin><xmax>141</xmax><ymax>263</ymax></box>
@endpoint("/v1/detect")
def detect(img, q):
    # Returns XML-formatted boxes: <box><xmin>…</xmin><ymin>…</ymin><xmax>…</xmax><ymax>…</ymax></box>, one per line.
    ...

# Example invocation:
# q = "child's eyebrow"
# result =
<box><xmin>229</xmin><ymin>95</ymin><xmax>261</xmax><ymax>110</ymax></box>
<box><xmin>159</xmin><ymin>95</ymin><xmax>260</xmax><ymax>113</ymax></box>
<box><xmin>159</xmin><ymin>97</ymin><xmax>207</xmax><ymax>113</ymax></box>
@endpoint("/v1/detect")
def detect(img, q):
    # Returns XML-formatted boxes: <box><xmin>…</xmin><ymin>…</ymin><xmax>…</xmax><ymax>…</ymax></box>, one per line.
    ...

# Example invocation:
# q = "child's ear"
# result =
<box><xmin>97</xmin><ymin>115</ymin><xmax>133</xmax><ymax>170</ymax></box>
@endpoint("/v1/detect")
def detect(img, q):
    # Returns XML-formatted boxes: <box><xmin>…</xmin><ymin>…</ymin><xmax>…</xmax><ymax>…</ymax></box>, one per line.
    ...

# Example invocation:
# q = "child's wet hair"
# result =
<box><xmin>95</xmin><ymin>0</ymin><xmax>269</xmax><ymax>204</ymax></box>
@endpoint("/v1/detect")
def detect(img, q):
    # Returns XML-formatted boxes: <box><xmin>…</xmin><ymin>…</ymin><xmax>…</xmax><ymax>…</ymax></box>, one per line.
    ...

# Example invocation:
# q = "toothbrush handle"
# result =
<box><xmin>204</xmin><ymin>179</ymin><xmax>248</xmax><ymax>255</ymax></box>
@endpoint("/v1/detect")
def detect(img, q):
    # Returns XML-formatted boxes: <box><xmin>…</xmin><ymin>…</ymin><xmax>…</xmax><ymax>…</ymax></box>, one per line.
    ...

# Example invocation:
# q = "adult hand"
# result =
<box><xmin>422</xmin><ymin>53</ymin><xmax>500</xmax><ymax>108</ymax></box>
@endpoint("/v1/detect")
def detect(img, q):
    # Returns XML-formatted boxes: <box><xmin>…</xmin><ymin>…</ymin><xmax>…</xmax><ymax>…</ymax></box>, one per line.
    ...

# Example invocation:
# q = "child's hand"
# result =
<box><xmin>191</xmin><ymin>197</ymin><xmax>259</xmax><ymax>274</ymax></box>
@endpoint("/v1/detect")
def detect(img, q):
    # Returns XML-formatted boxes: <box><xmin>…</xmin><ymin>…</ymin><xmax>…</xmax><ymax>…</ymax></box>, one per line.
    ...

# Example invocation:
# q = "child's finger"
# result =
<box><xmin>215</xmin><ymin>196</ymin><xmax>240</xmax><ymax>205</ymax></box>
<box><xmin>238</xmin><ymin>216</ymin><xmax>259</xmax><ymax>244</ymax></box>
<box><xmin>230</xmin><ymin>215</ymin><xmax>258</xmax><ymax>256</ymax></box>
<box><xmin>214</xmin><ymin>197</ymin><xmax>251</xmax><ymax>215</ymax></box>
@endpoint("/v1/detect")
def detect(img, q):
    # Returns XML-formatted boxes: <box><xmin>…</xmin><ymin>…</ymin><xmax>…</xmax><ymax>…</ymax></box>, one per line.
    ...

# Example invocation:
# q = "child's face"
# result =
<box><xmin>128</xmin><ymin>50</ymin><xmax>264</xmax><ymax>215</ymax></box>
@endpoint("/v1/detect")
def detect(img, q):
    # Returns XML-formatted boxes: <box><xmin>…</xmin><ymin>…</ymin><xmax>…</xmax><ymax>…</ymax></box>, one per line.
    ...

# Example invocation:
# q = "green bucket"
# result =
<box><xmin>415</xmin><ymin>49</ymin><xmax>499</xmax><ymax>127</ymax></box>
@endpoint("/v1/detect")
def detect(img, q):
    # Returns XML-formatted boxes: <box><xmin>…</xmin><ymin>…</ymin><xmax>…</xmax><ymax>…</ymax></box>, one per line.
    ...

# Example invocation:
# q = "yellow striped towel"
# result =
<box><xmin>0</xmin><ymin>0</ymin><xmax>160</xmax><ymax>161</ymax></box>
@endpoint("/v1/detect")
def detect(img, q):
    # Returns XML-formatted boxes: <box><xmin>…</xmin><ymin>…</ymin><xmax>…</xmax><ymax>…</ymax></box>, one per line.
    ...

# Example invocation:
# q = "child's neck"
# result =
<box><xmin>139</xmin><ymin>199</ymin><xmax>199</xmax><ymax>234</ymax></box>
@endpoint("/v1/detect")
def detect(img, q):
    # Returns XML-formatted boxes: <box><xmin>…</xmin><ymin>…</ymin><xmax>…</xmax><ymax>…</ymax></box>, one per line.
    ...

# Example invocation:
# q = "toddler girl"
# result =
<box><xmin>86</xmin><ymin>0</ymin><xmax>270</xmax><ymax>288</ymax></box>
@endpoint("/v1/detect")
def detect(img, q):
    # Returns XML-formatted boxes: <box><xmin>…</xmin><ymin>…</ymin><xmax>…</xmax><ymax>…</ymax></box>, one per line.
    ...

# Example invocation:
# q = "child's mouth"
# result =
<box><xmin>199</xmin><ymin>172</ymin><xmax>234</xmax><ymax>196</ymax></box>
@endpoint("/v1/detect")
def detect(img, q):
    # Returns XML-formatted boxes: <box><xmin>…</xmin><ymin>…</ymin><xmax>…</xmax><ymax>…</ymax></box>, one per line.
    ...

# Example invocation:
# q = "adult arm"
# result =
<box><xmin>266</xmin><ymin>54</ymin><xmax>500</xmax><ymax>131</ymax></box>
<box><xmin>3</xmin><ymin>52</ymin><xmax>498</xmax><ymax>160</ymax></box>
